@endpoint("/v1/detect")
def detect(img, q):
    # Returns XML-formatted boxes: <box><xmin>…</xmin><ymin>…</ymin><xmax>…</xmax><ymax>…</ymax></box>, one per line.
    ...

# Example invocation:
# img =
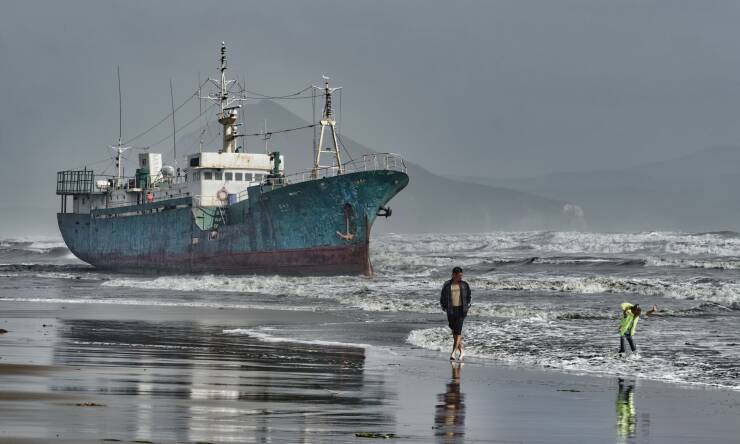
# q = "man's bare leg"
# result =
<box><xmin>450</xmin><ymin>334</ymin><xmax>459</xmax><ymax>360</ymax></box>
<box><xmin>458</xmin><ymin>336</ymin><xmax>465</xmax><ymax>361</ymax></box>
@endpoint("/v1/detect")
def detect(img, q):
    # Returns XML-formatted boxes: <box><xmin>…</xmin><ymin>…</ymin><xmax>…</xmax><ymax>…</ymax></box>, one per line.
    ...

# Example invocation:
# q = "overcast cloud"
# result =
<box><xmin>2</xmin><ymin>0</ymin><xmax>740</xmax><ymax>212</ymax></box>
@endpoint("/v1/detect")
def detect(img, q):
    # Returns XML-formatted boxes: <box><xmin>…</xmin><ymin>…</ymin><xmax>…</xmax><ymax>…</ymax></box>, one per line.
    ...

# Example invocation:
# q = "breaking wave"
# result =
<box><xmin>0</xmin><ymin>238</ymin><xmax>76</xmax><ymax>263</ymax></box>
<box><xmin>376</xmin><ymin>231</ymin><xmax>740</xmax><ymax>258</ymax></box>
<box><xmin>407</xmin><ymin>320</ymin><xmax>740</xmax><ymax>390</ymax></box>
<box><xmin>478</xmin><ymin>273</ymin><xmax>740</xmax><ymax>304</ymax></box>
<box><xmin>0</xmin><ymin>296</ymin><xmax>323</xmax><ymax>312</ymax></box>
<box><xmin>644</xmin><ymin>256</ymin><xmax>740</xmax><ymax>270</ymax></box>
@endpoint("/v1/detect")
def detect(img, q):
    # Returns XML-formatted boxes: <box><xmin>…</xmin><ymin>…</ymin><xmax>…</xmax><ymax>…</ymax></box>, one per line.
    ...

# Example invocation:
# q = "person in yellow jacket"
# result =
<box><xmin>618</xmin><ymin>302</ymin><xmax>657</xmax><ymax>355</ymax></box>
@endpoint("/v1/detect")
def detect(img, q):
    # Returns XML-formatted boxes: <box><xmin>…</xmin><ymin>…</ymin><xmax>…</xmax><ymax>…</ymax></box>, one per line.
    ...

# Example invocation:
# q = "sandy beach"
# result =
<box><xmin>7</xmin><ymin>0</ymin><xmax>740</xmax><ymax>441</ymax></box>
<box><xmin>1</xmin><ymin>300</ymin><xmax>738</xmax><ymax>443</ymax></box>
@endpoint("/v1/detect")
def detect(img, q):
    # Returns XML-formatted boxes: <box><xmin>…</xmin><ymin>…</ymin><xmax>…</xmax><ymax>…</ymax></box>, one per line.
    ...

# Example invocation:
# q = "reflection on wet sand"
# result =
<box><xmin>616</xmin><ymin>378</ymin><xmax>650</xmax><ymax>442</ymax></box>
<box><xmin>8</xmin><ymin>319</ymin><xmax>396</xmax><ymax>442</ymax></box>
<box><xmin>434</xmin><ymin>361</ymin><xmax>465</xmax><ymax>443</ymax></box>
<box><xmin>616</xmin><ymin>378</ymin><xmax>636</xmax><ymax>441</ymax></box>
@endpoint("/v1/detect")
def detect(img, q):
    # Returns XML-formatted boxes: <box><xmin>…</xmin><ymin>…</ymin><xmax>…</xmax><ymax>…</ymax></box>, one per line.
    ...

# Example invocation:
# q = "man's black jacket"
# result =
<box><xmin>440</xmin><ymin>280</ymin><xmax>472</xmax><ymax>316</ymax></box>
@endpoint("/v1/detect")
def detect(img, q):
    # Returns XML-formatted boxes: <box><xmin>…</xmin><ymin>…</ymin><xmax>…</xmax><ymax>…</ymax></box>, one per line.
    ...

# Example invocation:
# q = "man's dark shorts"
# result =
<box><xmin>447</xmin><ymin>306</ymin><xmax>466</xmax><ymax>335</ymax></box>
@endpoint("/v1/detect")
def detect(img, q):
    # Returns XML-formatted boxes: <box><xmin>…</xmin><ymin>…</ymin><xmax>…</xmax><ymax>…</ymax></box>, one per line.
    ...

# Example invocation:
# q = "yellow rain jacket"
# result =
<box><xmin>619</xmin><ymin>302</ymin><xmax>639</xmax><ymax>336</ymax></box>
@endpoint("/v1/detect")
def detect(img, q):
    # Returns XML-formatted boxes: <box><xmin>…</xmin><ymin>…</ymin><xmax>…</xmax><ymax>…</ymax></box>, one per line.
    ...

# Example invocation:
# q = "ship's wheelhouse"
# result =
<box><xmin>183</xmin><ymin>151</ymin><xmax>283</xmax><ymax>206</ymax></box>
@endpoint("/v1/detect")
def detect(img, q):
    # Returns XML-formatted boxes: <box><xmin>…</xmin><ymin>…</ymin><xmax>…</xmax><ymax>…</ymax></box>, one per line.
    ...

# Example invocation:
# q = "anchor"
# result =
<box><xmin>337</xmin><ymin>203</ymin><xmax>356</xmax><ymax>241</ymax></box>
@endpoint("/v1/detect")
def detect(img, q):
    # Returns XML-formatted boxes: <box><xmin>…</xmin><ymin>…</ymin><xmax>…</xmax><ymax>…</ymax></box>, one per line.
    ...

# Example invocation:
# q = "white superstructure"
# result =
<box><xmin>184</xmin><ymin>151</ymin><xmax>283</xmax><ymax>206</ymax></box>
<box><xmin>69</xmin><ymin>42</ymin><xmax>283</xmax><ymax>213</ymax></box>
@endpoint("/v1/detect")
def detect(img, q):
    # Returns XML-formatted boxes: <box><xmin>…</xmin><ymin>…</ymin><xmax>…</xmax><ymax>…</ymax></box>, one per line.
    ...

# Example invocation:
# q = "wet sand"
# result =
<box><xmin>0</xmin><ymin>301</ymin><xmax>738</xmax><ymax>443</ymax></box>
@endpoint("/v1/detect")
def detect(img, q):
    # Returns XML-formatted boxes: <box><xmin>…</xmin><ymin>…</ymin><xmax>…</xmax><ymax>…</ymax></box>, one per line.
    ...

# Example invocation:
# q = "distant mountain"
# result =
<box><xmin>466</xmin><ymin>146</ymin><xmax>740</xmax><ymax>232</ymax></box>
<box><xmin>178</xmin><ymin>100</ymin><xmax>586</xmax><ymax>233</ymax></box>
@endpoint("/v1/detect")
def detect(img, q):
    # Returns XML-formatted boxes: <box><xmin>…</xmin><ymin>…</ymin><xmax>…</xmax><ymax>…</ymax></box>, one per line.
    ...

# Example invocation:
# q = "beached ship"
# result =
<box><xmin>55</xmin><ymin>44</ymin><xmax>408</xmax><ymax>275</ymax></box>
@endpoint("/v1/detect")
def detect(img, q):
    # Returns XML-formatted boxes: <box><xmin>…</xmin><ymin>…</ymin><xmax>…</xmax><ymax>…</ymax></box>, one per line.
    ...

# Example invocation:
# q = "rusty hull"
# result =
<box><xmin>58</xmin><ymin>170</ymin><xmax>408</xmax><ymax>275</ymax></box>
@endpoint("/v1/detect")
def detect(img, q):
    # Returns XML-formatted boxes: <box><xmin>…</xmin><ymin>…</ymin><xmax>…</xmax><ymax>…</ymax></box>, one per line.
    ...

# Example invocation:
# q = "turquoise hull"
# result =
<box><xmin>58</xmin><ymin>170</ymin><xmax>408</xmax><ymax>275</ymax></box>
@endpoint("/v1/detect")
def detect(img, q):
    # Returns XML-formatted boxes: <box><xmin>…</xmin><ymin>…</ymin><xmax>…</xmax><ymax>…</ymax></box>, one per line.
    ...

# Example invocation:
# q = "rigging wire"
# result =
<box><xmin>70</xmin><ymin>156</ymin><xmax>115</xmax><ymax>171</ymax></box>
<box><xmin>239</xmin><ymin>124</ymin><xmax>316</xmax><ymax>138</ymax></box>
<box><xmin>146</xmin><ymin>102</ymin><xmax>218</xmax><ymax>152</ymax></box>
<box><xmin>246</xmin><ymin>86</ymin><xmax>313</xmax><ymax>100</ymax></box>
<box><xmin>312</xmin><ymin>87</ymin><xmax>317</xmax><ymax>164</ymax></box>
<box><xmin>337</xmin><ymin>133</ymin><xmax>355</xmax><ymax>163</ymax></box>
<box><xmin>122</xmin><ymin>77</ymin><xmax>211</xmax><ymax>146</ymax></box>
<box><xmin>335</xmin><ymin>88</ymin><xmax>354</xmax><ymax>163</ymax></box>
<box><xmin>245</xmin><ymin>94</ymin><xmax>315</xmax><ymax>101</ymax></box>
<box><xmin>76</xmin><ymin>76</ymin><xmax>343</xmax><ymax>178</ymax></box>
<box><xmin>114</xmin><ymin>78</ymin><xmax>338</xmax><ymax>165</ymax></box>
<box><xmin>99</xmin><ymin>159</ymin><xmax>116</xmax><ymax>177</ymax></box>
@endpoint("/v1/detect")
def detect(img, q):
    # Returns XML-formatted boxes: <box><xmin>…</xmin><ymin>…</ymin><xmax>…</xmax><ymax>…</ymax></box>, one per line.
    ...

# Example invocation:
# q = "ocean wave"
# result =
<box><xmin>99</xmin><ymin>273</ymin><xmax>568</xmax><ymax>319</ymax></box>
<box><xmin>101</xmin><ymin>274</ymin><xmax>337</xmax><ymax>296</ymax></box>
<box><xmin>0</xmin><ymin>238</ymin><xmax>75</xmax><ymax>262</ymax></box>
<box><xmin>407</xmin><ymin>322</ymin><xmax>740</xmax><ymax>390</ymax></box>
<box><xmin>0</xmin><ymin>296</ymin><xmax>324</xmax><ymax>312</ymax></box>
<box><xmin>534</xmin><ymin>231</ymin><xmax>740</xmax><ymax>256</ymax></box>
<box><xmin>99</xmin><ymin>268</ymin><xmax>740</xmax><ymax>315</ymax></box>
<box><xmin>370</xmin><ymin>232</ymin><xmax>740</xmax><ymax>279</ymax></box>
<box><xmin>376</xmin><ymin>231</ymin><xmax>740</xmax><ymax>258</ymax></box>
<box><xmin>691</xmin><ymin>230</ymin><xmax>740</xmax><ymax>238</ymax></box>
<box><xmin>645</xmin><ymin>256</ymin><xmax>740</xmax><ymax>270</ymax></box>
<box><xmin>0</xmin><ymin>264</ymin><xmax>93</xmax><ymax>273</ymax></box>
<box><xmin>533</xmin><ymin>256</ymin><xmax>645</xmax><ymax>266</ymax></box>
<box><xmin>0</xmin><ymin>263</ymin><xmax>100</xmax><ymax>281</ymax></box>
<box><xmin>479</xmin><ymin>274</ymin><xmax>740</xmax><ymax>304</ymax></box>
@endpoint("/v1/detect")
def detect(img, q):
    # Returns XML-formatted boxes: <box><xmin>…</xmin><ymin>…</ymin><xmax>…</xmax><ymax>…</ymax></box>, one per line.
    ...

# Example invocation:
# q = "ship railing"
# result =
<box><xmin>266</xmin><ymin>153</ymin><xmax>407</xmax><ymax>187</ymax></box>
<box><xmin>57</xmin><ymin>169</ymin><xmax>190</xmax><ymax>196</ymax></box>
<box><xmin>56</xmin><ymin>170</ymin><xmax>97</xmax><ymax>195</ymax></box>
<box><xmin>103</xmin><ymin>193</ymin><xmax>221</xmax><ymax>209</ymax></box>
<box><xmin>92</xmin><ymin>197</ymin><xmax>194</xmax><ymax>218</ymax></box>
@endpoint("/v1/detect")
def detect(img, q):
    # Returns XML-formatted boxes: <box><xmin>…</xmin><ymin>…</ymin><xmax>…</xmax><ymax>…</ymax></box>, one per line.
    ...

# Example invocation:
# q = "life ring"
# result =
<box><xmin>216</xmin><ymin>187</ymin><xmax>228</xmax><ymax>202</ymax></box>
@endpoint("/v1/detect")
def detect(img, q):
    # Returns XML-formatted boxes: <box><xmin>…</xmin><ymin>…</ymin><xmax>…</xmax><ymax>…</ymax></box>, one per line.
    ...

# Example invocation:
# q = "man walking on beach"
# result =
<box><xmin>440</xmin><ymin>267</ymin><xmax>472</xmax><ymax>361</ymax></box>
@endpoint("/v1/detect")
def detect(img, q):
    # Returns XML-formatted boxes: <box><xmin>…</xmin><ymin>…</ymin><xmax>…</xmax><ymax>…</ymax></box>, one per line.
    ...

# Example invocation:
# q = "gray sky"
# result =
<box><xmin>2</xmin><ymin>0</ymin><xmax>740</xmax><ymax>211</ymax></box>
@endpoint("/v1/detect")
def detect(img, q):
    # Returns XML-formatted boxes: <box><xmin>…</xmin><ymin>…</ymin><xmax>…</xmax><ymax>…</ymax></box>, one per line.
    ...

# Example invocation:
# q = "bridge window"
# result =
<box><xmin>254</xmin><ymin>174</ymin><xmax>263</xmax><ymax>182</ymax></box>
<box><xmin>235</xmin><ymin>172</ymin><xmax>243</xmax><ymax>181</ymax></box>
<box><xmin>225</xmin><ymin>172</ymin><xmax>233</xmax><ymax>181</ymax></box>
<box><xmin>215</xmin><ymin>171</ymin><xmax>223</xmax><ymax>181</ymax></box>
<box><xmin>204</xmin><ymin>171</ymin><xmax>213</xmax><ymax>180</ymax></box>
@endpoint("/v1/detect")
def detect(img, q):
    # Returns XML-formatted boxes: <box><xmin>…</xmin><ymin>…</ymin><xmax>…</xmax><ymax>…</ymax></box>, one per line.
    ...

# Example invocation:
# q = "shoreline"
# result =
<box><xmin>0</xmin><ymin>300</ymin><xmax>738</xmax><ymax>443</ymax></box>
<box><xmin>4</xmin><ymin>297</ymin><xmax>736</xmax><ymax>394</ymax></box>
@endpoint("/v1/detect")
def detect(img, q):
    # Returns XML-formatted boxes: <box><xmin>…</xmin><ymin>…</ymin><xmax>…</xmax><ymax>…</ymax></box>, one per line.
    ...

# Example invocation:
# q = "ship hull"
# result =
<box><xmin>59</xmin><ymin>242</ymin><xmax>372</xmax><ymax>275</ymax></box>
<box><xmin>57</xmin><ymin>170</ymin><xmax>408</xmax><ymax>275</ymax></box>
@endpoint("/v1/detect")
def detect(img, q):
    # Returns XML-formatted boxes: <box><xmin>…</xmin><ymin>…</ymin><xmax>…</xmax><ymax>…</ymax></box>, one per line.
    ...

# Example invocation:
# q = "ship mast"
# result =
<box><xmin>111</xmin><ymin>66</ymin><xmax>130</xmax><ymax>185</ymax></box>
<box><xmin>312</xmin><ymin>76</ymin><xmax>343</xmax><ymax>177</ymax></box>
<box><xmin>202</xmin><ymin>42</ymin><xmax>245</xmax><ymax>153</ymax></box>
